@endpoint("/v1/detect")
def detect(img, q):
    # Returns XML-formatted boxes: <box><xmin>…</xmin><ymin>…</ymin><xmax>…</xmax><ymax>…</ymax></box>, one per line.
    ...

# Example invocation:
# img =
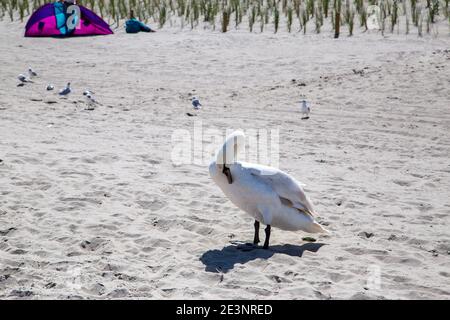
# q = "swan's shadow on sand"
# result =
<box><xmin>199</xmin><ymin>241</ymin><xmax>325</xmax><ymax>273</ymax></box>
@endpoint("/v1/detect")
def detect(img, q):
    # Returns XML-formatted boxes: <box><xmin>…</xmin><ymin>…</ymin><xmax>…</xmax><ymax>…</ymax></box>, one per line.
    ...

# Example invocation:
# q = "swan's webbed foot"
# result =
<box><xmin>253</xmin><ymin>220</ymin><xmax>260</xmax><ymax>245</ymax></box>
<box><xmin>263</xmin><ymin>225</ymin><xmax>271</xmax><ymax>249</ymax></box>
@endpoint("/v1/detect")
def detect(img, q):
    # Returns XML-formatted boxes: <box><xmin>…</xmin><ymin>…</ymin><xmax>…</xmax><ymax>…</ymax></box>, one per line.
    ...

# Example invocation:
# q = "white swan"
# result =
<box><xmin>209</xmin><ymin>130</ymin><xmax>329</xmax><ymax>249</ymax></box>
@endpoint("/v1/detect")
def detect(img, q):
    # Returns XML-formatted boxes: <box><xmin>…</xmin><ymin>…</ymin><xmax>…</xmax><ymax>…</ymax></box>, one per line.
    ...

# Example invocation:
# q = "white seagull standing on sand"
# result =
<box><xmin>59</xmin><ymin>83</ymin><xmax>71</xmax><ymax>96</ymax></box>
<box><xmin>28</xmin><ymin>67</ymin><xmax>38</xmax><ymax>78</ymax></box>
<box><xmin>85</xmin><ymin>93</ymin><xmax>98</xmax><ymax>110</ymax></box>
<box><xmin>46</xmin><ymin>84</ymin><xmax>54</xmax><ymax>91</ymax></box>
<box><xmin>300</xmin><ymin>99</ymin><xmax>311</xmax><ymax>120</ymax></box>
<box><xmin>209</xmin><ymin>131</ymin><xmax>329</xmax><ymax>249</ymax></box>
<box><xmin>192</xmin><ymin>97</ymin><xmax>202</xmax><ymax>110</ymax></box>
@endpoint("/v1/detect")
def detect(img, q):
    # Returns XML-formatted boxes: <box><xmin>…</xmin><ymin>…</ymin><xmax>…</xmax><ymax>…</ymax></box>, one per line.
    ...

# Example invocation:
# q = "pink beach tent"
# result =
<box><xmin>25</xmin><ymin>2</ymin><xmax>113</xmax><ymax>37</ymax></box>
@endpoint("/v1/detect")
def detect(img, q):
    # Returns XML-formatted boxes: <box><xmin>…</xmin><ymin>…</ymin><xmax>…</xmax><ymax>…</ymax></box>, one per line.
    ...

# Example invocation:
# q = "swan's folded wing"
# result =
<box><xmin>246</xmin><ymin>164</ymin><xmax>317</xmax><ymax>216</ymax></box>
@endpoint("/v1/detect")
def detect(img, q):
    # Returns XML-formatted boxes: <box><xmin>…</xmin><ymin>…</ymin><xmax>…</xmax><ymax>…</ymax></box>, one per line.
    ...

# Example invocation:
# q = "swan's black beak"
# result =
<box><xmin>222</xmin><ymin>165</ymin><xmax>233</xmax><ymax>184</ymax></box>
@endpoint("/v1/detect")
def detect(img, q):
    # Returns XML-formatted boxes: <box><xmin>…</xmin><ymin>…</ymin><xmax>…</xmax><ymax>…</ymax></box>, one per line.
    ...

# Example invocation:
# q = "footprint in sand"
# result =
<box><xmin>107</xmin><ymin>288</ymin><xmax>129</xmax><ymax>298</ymax></box>
<box><xmin>83</xmin><ymin>283</ymin><xmax>106</xmax><ymax>296</ymax></box>
<box><xmin>10</xmin><ymin>249</ymin><xmax>27</xmax><ymax>255</ymax></box>
<box><xmin>80</xmin><ymin>237</ymin><xmax>109</xmax><ymax>252</ymax></box>
<box><xmin>136</xmin><ymin>155</ymin><xmax>161</xmax><ymax>165</ymax></box>
<box><xmin>392</xmin><ymin>179</ymin><xmax>413</xmax><ymax>187</ymax></box>
<box><xmin>136</xmin><ymin>199</ymin><xmax>166</xmax><ymax>211</ymax></box>
<box><xmin>9</xmin><ymin>290</ymin><xmax>33</xmax><ymax>298</ymax></box>
<box><xmin>141</xmin><ymin>171</ymin><xmax>158</xmax><ymax>179</ymax></box>
<box><xmin>0</xmin><ymin>227</ymin><xmax>17</xmax><ymax>236</ymax></box>
<box><xmin>58</xmin><ymin>170</ymin><xmax>94</xmax><ymax>179</ymax></box>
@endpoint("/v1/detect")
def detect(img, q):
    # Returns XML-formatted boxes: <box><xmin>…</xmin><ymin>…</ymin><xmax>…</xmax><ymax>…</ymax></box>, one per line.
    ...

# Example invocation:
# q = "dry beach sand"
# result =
<box><xmin>0</xmin><ymin>20</ymin><xmax>450</xmax><ymax>299</ymax></box>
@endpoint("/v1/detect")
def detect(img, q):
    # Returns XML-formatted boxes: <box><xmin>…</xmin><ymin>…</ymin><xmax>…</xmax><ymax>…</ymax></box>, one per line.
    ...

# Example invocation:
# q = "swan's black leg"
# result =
<box><xmin>253</xmin><ymin>220</ymin><xmax>260</xmax><ymax>245</ymax></box>
<box><xmin>263</xmin><ymin>225</ymin><xmax>271</xmax><ymax>249</ymax></box>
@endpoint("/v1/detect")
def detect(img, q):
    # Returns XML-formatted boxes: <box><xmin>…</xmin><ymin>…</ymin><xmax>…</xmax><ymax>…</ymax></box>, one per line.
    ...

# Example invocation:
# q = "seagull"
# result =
<box><xmin>28</xmin><ymin>67</ymin><xmax>37</xmax><ymax>78</ymax></box>
<box><xmin>83</xmin><ymin>89</ymin><xmax>94</xmax><ymax>96</ymax></box>
<box><xmin>192</xmin><ymin>97</ymin><xmax>202</xmax><ymax>110</ymax></box>
<box><xmin>18</xmin><ymin>74</ymin><xmax>33</xmax><ymax>83</ymax></box>
<box><xmin>46</xmin><ymin>84</ymin><xmax>54</xmax><ymax>91</ymax></box>
<box><xmin>59</xmin><ymin>83</ymin><xmax>71</xmax><ymax>96</ymax></box>
<box><xmin>300</xmin><ymin>100</ymin><xmax>310</xmax><ymax>120</ymax></box>
<box><xmin>209</xmin><ymin>131</ymin><xmax>329</xmax><ymax>249</ymax></box>
<box><xmin>85</xmin><ymin>93</ymin><xmax>98</xmax><ymax>110</ymax></box>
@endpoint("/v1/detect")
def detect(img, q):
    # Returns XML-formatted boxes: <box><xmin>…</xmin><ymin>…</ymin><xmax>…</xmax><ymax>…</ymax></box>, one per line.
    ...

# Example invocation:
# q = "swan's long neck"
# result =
<box><xmin>216</xmin><ymin>132</ymin><xmax>245</xmax><ymax>166</ymax></box>
<box><xmin>218</xmin><ymin>138</ymin><xmax>237</xmax><ymax>165</ymax></box>
<box><xmin>214</xmin><ymin>131</ymin><xmax>245</xmax><ymax>184</ymax></box>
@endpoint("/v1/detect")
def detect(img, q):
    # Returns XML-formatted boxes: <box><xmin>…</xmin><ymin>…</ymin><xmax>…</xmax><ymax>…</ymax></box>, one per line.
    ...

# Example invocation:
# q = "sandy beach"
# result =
<box><xmin>0</xmin><ymin>17</ymin><xmax>450</xmax><ymax>299</ymax></box>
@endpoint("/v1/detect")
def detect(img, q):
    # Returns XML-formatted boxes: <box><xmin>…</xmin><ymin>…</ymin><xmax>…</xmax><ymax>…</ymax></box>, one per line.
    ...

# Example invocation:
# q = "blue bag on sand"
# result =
<box><xmin>125</xmin><ymin>19</ymin><xmax>152</xmax><ymax>33</ymax></box>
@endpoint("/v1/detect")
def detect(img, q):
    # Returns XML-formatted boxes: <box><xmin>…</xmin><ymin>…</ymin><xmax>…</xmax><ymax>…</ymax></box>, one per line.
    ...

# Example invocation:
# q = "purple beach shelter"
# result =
<box><xmin>25</xmin><ymin>3</ymin><xmax>113</xmax><ymax>37</ymax></box>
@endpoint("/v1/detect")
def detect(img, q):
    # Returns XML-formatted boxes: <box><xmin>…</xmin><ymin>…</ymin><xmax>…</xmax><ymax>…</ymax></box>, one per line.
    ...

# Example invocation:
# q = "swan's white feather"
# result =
<box><xmin>209</xmin><ymin>131</ymin><xmax>328</xmax><ymax>235</ymax></box>
<box><xmin>242</xmin><ymin>162</ymin><xmax>316</xmax><ymax>216</ymax></box>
